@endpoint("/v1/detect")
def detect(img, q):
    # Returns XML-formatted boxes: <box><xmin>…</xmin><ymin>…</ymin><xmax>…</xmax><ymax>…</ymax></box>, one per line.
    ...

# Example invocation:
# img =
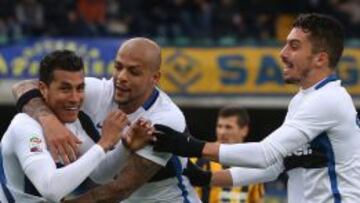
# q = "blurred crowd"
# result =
<box><xmin>0</xmin><ymin>0</ymin><xmax>360</xmax><ymax>45</ymax></box>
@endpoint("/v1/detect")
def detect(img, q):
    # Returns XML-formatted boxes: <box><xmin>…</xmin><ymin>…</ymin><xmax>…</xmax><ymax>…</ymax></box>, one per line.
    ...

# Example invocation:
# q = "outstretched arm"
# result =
<box><xmin>153</xmin><ymin>124</ymin><xmax>309</xmax><ymax>168</ymax></box>
<box><xmin>12</xmin><ymin>80</ymin><xmax>81</xmax><ymax>164</ymax></box>
<box><xmin>64</xmin><ymin>154</ymin><xmax>162</xmax><ymax>203</ymax></box>
<box><xmin>183</xmin><ymin>159</ymin><xmax>282</xmax><ymax>187</ymax></box>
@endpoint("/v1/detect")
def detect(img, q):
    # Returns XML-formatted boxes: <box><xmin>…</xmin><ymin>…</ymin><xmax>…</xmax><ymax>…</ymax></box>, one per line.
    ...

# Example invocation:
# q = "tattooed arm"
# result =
<box><xmin>64</xmin><ymin>154</ymin><xmax>163</xmax><ymax>203</ymax></box>
<box><xmin>12</xmin><ymin>80</ymin><xmax>81</xmax><ymax>164</ymax></box>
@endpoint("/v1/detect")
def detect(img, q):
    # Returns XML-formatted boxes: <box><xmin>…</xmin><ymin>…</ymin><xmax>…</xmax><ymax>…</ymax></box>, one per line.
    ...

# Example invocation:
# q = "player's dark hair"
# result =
<box><xmin>39</xmin><ymin>50</ymin><xmax>84</xmax><ymax>84</ymax></box>
<box><xmin>293</xmin><ymin>13</ymin><xmax>344</xmax><ymax>69</ymax></box>
<box><xmin>218</xmin><ymin>106</ymin><xmax>250</xmax><ymax>127</ymax></box>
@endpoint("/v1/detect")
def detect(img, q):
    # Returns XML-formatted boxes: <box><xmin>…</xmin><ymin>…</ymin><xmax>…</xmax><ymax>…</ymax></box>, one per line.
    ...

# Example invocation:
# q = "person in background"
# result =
<box><xmin>192</xmin><ymin>106</ymin><xmax>264</xmax><ymax>203</ymax></box>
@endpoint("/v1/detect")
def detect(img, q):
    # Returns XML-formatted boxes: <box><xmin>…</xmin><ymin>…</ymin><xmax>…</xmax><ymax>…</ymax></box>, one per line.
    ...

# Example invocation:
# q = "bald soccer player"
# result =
<box><xmin>12</xmin><ymin>38</ymin><xmax>201</xmax><ymax>203</ymax></box>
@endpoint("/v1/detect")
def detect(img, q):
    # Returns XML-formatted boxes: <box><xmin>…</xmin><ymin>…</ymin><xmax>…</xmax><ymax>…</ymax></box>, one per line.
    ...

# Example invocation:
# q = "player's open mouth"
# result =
<box><xmin>283</xmin><ymin>61</ymin><xmax>294</xmax><ymax>71</ymax></box>
<box><xmin>116</xmin><ymin>85</ymin><xmax>130</xmax><ymax>92</ymax></box>
<box><xmin>64</xmin><ymin>106</ymin><xmax>80</xmax><ymax>111</ymax></box>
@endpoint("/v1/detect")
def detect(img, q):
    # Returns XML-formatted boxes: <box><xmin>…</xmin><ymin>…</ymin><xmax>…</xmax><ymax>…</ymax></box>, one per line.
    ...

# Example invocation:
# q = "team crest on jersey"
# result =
<box><xmin>29</xmin><ymin>136</ymin><xmax>43</xmax><ymax>152</ymax></box>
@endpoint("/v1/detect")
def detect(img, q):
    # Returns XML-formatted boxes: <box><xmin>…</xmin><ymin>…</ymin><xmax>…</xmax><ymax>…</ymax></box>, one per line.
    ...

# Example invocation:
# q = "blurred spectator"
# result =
<box><xmin>0</xmin><ymin>0</ymin><xmax>358</xmax><ymax>45</ymax></box>
<box><xmin>213</xmin><ymin>0</ymin><xmax>247</xmax><ymax>39</ymax></box>
<box><xmin>42</xmin><ymin>0</ymin><xmax>73</xmax><ymax>35</ymax></box>
<box><xmin>77</xmin><ymin>0</ymin><xmax>107</xmax><ymax>35</ymax></box>
<box><xmin>194</xmin><ymin>0</ymin><xmax>213</xmax><ymax>38</ymax></box>
<box><xmin>335</xmin><ymin>0</ymin><xmax>360</xmax><ymax>38</ymax></box>
<box><xmin>0</xmin><ymin>19</ymin><xmax>8</xmax><ymax>44</ymax></box>
<box><xmin>15</xmin><ymin>0</ymin><xmax>44</xmax><ymax>36</ymax></box>
<box><xmin>60</xmin><ymin>10</ymin><xmax>95</xmax><ymax>37</ymax></box>
<box><xmin>0</xmin><ymin>0</ymin><xmax>21</xmax><ymax>44</ymax></box>
<box><xmin>105</xmin><ymin>0</ymin><xmax>129</xmax><ymax>36</ymax></box>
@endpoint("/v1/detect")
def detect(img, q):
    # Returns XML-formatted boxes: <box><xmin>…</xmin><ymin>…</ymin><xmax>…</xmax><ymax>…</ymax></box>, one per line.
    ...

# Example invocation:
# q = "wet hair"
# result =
<box><xmin>218</xmin><ymin>106</ymin><xmax>250</xmax><ymax>127</ymax></box>
<box><xmin>39</xmin><ymin>50</ymin><xmax>84</xmax><ymax>84</ymax></box>
<box><xmin>293</xmin><ymin>13</ymin><xmax>344</xmax><ymax>69</ymax></box>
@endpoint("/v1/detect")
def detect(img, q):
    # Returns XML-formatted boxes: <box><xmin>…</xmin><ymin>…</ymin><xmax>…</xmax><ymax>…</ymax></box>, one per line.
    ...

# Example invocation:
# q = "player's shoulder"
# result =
<box><xmin>149</xmin><ymin>89</ymin><xmax>180</xmax><ymax>113</ymax></box>
<box><xmin>10</xmin><ymin>113</ymin><xmax>40</xmax><ymax>128</ymax></box>
<box><xmin>85</xmin><ymin>76</ymin><xmax>114</xmax><ymax>93</ymax></box>
<box><xmin>83</xmin><ymin>77</ymin><xmax>114</xmax><ymax>114</ymax></box>
<box><xmin>304</xmin><ymin>80</ymin><xmax>343</xmax><ymax>104</ymax></box>
<box><xmin>7</xmin><ymin>113</ymin><xmax>42</xmax><ymax>139</ymax></box>
<box><xmin>85</xmin><ymin>76</ymin><xmax>113</xmax><ymax>85</ymax></box>
<box><xmin>298</xmin><ymin>80</ymin><xmax>351</xmax><ymax>118</ymax></box>
<box><xmin>148</xmin><ymin>89</ymin><xmax>186</xmax><ymax>131</ymax></box>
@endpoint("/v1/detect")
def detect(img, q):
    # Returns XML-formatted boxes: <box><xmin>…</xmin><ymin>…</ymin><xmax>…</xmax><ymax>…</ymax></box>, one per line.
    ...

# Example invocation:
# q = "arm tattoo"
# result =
<box><xmin>22</xmin><ymin>97</ymin><xmax>54</xmax><ymax>122</ymax></box>
<box><xmin>12</xmin><ymin>79</ymin><xmax>55</xmax><ymax>122</ymax></box>
<box><xmin>12</xmin><ymin>79</ymin><xmax>39</xmax><ymax>101</ymax></box>
<box><xmin>89</xmin><ymin>153</ymin><xmax>163</xmax><ymax>203</ymax></box>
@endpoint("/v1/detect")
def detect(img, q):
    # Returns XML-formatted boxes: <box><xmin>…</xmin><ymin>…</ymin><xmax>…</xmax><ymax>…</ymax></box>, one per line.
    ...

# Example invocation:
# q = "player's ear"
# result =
<box><xmin>152</xmin><ymin>71</ymin><xmax>161</xmax><ymax>84</ymax></box>
<box><xmin>38</xmin><ymin>81</ymin><xmax>48</xmax><ymax>101</ymax></box>
<box><xmin>315</xmin><ymin>52</ymin><xmax>329</xmax><ymax>68</ymax></box>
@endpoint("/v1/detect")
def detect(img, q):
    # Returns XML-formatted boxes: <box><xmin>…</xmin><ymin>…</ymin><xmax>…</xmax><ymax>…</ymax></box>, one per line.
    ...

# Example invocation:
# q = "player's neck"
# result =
<box><xmin>300</xmin><ymin>68</ymin><xmax>334</xmax><ymax>89</ymax></box>
<box><xmin>118</xmin><ymin>89</ymin><xmax>155</xmax><ymax>114</ymax></box>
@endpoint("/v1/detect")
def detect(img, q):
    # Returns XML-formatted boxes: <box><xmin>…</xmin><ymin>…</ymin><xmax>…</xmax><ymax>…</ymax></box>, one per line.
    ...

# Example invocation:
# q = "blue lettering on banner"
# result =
<box><xmin>338</xmin><ymin>56</ymin><xmax>358</xmax><ymax>86</ymax></box>
<box><xmin>256</xmin><ymin>55</ymin><xmax>283</xmax><ymax>85</ymax></box>
<box><xmin>218</xmin><ymin>55</ymin><xmax>247</xmax><ymax>85</ymax></box>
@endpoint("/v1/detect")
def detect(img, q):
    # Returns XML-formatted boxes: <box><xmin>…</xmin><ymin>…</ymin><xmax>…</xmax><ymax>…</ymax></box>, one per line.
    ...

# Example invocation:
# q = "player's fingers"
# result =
<box><xmin>48</xmin><ymin>144</ymin><xmax>60</xmax><ymax>161</ymax></box>
<box><xmin>147</xmin><ymin>126</ymin><xmax>155</xmax><ymax>134</ymax></box>
<box><xmin>154</xmin><ymin>124</ymin><xmax>173</xmax><ymax>134</ymax></box>
<box><xmin>140</xmin><ymin>119</ymin><xmax>151</xmax><ymax>128</ymax></box>
<box><xmin>66</xmin><ymin>142</ymin><xmax>77</xmax><ymax>162</ymax></box>
<box><xmin>114</xmin><ymin>110</ymin><xmax>126</xmax><ymax>119</ymax></box>
<box><xmin>58</xmin><ymin>145</ymin><xmax>71</xmax><ymax>165</ymax></box>
<box><xmin>68</xmin><ymin>135</ymin><xmax>81</xmax><ymax>156</ymax></box>
<box><xmin>107</xmin><ymin>111</ymin><xmax>117</xmax><ymax>120</ymax></box>
<box><xmin>120</xmin><ymin>115</ymin><xmax>130</xmax><ymax>125</ymax></box>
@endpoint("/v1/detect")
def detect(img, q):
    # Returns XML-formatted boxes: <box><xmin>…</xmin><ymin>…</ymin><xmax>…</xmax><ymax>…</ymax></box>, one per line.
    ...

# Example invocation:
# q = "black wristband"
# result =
<box><xmin>186</xmin><ymin>137</ymin><xmax>206</xmax><ymax>157</ymax></box>
<box><xmin>16</xmin><ymin>89</ymin><xmax>42</xmax><ymax>112</ymax></box>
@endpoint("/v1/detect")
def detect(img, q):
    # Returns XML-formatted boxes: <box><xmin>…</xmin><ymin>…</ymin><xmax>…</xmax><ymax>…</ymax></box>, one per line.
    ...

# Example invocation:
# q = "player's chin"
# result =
<box><xmin>59</xmin><ymin>111</ymin><xmax>79</xmax><ymax>123</ymax></box>
<box><xmin>283</xmin><ymin>74</ymin><xmax>299</xmax><ymax>84</ymax></box>
<box><xmin>114</xmin><ymin>95</ymin><xmax>129</xmax><ymax>105</ymax></box>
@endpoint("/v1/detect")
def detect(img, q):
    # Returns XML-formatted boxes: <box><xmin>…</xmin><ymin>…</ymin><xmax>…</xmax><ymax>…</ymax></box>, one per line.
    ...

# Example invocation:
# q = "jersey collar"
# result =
<box><xmin>142</xmin><ymin>88</ymin><xmax>160</xmax><ymax>110</ymax></box>
<box><xmin>314</xmin><ymin>74</ymin><xmax>339</xmax><ymax>90</ymax></box>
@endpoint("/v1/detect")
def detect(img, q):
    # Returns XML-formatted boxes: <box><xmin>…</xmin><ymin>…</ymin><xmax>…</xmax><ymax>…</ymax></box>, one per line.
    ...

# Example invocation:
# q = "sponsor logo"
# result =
<box><xmin>29</xmin><ymin>135</ymin><xmax>43</xmax><ymax>152</ymax></box>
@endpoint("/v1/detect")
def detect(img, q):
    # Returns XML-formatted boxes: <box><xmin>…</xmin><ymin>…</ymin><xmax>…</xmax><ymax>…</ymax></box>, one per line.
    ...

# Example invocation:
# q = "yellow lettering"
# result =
<box><xmin>0</xmin><ymin>55</ymin><xmax>8</xmax><ymax>75</ymax></box>
<box><xmin>65</xmin><ymin>42</ymin><xmax>77</xmax><ymax>52</ymax></box>
<box><xmin>92</xmin><ymin>60</ymin><xmax>104</xmax><ymax>75</ymax></box>
<box><xmin>12</xmin><ymin>57</ymin><xmax>27</xmax><ymax>76</ymax></box>
<box><xmin>29</xmin><ymin>61</ymin><xmax>40</xmax><ymax>76</ymax></box>
<box><xmin>107</xmin><ymin>61</ymin><xmax>114</xmax><ymax>76</ymax></box>
<box><xmin>23</xmin><ymin>47</ymin><xmax>34</xmax><ymax>58</ymax></box>
<box><xmin>89</xmin><ymin>48</ymin><xmax>100</xmax><ymax>58</ymax></box>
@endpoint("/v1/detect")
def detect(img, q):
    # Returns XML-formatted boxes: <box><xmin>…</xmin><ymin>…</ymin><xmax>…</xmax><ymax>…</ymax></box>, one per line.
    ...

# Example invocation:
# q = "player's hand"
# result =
<box><xmin>153</xmin><ymin>124</ymin><xmax>205</xmax><ymax>157</ymax></box>
<box><xmin>284</xmin><ymin>151</ymin><xmax>328</xmax><ymax>171</ymax></box>
<box><xmin>98</xmin><ymin>110</ymin><xmax>130</xmax><ymax>152</ymax></box>
<box><xmin>40</xmin><ymin>114</ymin><xmax>82</xmax><ymax>165</ymax></box>
<box><xmin>183</xmin><ymin>160</ymin><xmax>212</xmax><ymax>186</ymax></box>
<box><xmin>121</xmin><ymin>118</ymin><xmax>154</xmax><ymax>151</ymax></box>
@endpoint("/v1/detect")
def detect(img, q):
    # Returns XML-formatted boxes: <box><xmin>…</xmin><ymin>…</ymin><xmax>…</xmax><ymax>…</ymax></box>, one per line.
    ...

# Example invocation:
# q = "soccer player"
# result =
<box><xmin>0</xmin><ymin>50</ymin><xmax>150</xmax><ymax>202</ymax></box>
<box><xmin>12</xmin><ymin>38</ymin><xmax>201</xmax><ymax>202</ymax></box>
<box><xmin>154</xmin><ymin>13</ymin><xmax>359</xmax><ymax>202</ymax></box>
<box><xmin>189</xmin><ymin>106</ymin><xmax>264</xmax><ymax>203</ymax></box>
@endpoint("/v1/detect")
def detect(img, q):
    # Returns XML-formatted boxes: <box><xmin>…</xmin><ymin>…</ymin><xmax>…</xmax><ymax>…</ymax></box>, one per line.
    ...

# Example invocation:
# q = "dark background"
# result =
<box><xmin>0</xmin><ymin>105</ymin><xmax>286</xmax><ymax>142</ymax></box>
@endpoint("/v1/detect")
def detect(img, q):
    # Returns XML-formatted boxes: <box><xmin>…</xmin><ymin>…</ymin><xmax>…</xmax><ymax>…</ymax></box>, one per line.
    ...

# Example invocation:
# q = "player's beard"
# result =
<box><xmin>283</xmin><ymin>58</ymin><xmax>313</xmax><ymax>85</ymax></box>
<box><xmin>115</xmin><ymin>92</ymin><xmax>131</xmax><ymax>106</ymax></box>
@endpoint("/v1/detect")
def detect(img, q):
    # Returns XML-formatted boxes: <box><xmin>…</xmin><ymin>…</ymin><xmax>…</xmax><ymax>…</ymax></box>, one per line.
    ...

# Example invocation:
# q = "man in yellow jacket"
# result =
<box><xmin>192</xmin><ymin>106</ymin><xmax>264</xmax><ymax>203</ymax></box>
